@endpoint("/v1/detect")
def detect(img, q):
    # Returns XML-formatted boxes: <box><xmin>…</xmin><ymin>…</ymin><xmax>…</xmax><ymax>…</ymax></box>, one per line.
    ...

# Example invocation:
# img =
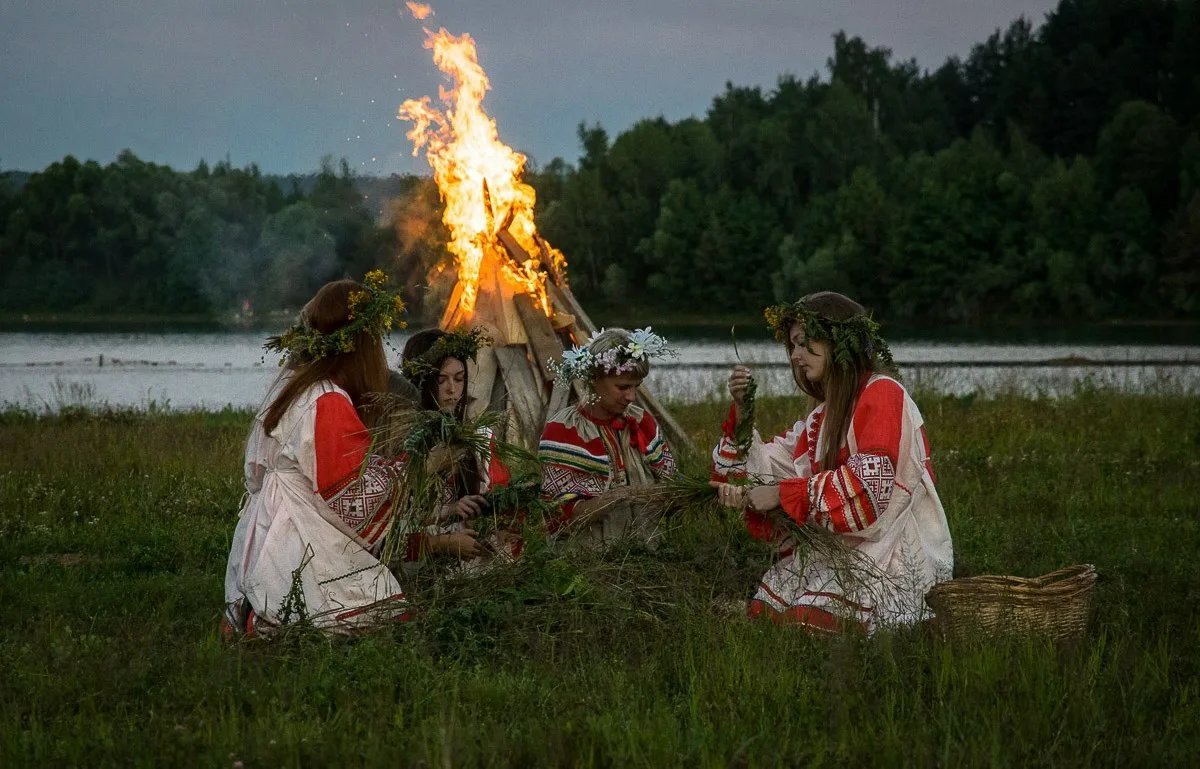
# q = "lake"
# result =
<box><xmin>2</xmin><ymin>330</ymin><xmax>1198</xmax><ymax>411</ymax></box>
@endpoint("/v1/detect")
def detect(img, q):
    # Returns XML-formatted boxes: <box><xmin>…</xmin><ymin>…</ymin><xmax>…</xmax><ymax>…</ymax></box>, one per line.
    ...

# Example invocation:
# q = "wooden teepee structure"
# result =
<box><xmin>438</xmin><ymin>215</ymin><xmax>692</xmax><ymax>454</ymax></box>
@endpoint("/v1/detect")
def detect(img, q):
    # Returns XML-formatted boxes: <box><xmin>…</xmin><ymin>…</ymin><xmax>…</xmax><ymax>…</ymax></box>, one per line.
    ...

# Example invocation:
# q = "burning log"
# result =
<box><xmin>441</xmin><ymin>223</ymin><xmax>694</xmax><ymax>453</ymax></box>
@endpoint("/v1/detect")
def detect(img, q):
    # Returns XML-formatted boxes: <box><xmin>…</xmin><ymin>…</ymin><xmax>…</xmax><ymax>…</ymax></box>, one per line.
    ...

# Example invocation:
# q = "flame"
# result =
<box><xmin>404</xmin><ymin>2</ymin><xmax>433</xmax><ymax>20</ymax></box>
<box><xmin>398</xmin><ymin>21</ymin><xmax>565</xmax><ymax>319</ymax></box>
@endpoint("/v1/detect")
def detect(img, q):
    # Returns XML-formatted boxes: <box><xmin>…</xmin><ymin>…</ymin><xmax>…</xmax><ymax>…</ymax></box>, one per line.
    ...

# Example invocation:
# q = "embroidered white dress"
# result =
<box><xmin>223</xmin><ymin>379</ymin><xmax>408</xmax><ymax>634</ymax></box>
<box><xmin>712</xmin><ymin>374</ymin><xmax>953</xmax><ymax>632</ymax></box>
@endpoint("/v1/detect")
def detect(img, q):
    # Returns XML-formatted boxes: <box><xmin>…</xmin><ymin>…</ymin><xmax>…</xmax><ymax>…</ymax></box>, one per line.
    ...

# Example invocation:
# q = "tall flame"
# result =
<box><xmin>399</xmin><ymin>21</ymin><xmax>566</xmax><ymax>318</ymax></box>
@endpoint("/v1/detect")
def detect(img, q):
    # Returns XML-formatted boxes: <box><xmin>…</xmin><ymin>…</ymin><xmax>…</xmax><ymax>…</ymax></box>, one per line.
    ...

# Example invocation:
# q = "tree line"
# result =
<box><xmin>2</xmin><ymin>0</ymin><xmax>1198</xmax><ymax>323</ymax></box>
<box><xmin>0</xmin><ymin>153</ymin><xmax>414</xmax><ymax>317</ymax></box>
<box><xmin>528</xmin><ymin>0</ymin><xmax>1200</xmax><ymax>321</ymax></box>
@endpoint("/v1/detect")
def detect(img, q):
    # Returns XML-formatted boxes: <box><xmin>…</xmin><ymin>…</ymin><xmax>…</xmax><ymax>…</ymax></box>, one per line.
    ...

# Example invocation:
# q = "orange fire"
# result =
<box><xmin>399</xmin><ymin>16</ymin><xmax>566</xmax><ymax>320</ymax></box>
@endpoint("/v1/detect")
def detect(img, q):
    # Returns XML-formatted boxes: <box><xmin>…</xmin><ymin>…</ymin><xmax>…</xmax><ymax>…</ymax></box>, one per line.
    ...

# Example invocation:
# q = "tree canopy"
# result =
<box><xmin>2</xmin><ymin>0</ymin><xmax>1198</xmax><ymax>322</ymax></box>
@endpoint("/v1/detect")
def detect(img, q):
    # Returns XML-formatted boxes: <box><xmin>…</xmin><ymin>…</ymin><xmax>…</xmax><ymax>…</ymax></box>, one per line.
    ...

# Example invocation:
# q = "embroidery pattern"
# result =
<box><xmin>846</xmin><ymin>453</ymin><xmax>896</xmax><ymax>514</ymax></box>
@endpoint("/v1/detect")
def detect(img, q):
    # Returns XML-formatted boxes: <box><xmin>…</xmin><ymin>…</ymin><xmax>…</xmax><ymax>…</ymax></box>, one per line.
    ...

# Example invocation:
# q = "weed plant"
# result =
<box><xmin>0</xmin><ymin>391</ymin><xmax>1197</xmax><ymax>766</ymax></box>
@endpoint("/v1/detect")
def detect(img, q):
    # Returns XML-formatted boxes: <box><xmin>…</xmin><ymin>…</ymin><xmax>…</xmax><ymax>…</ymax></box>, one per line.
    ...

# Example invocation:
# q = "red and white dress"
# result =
<box><xmin>539</xmin><ymin>403</ymin><xmax>677</xmax><ymax>545</ymax></box>
<box><xmin>223</xmin><ymin>379</ymin><xmax>409</xmax><ymax>636</ymax></box>
<box><xmin>712</xmin><ymin>374</ymin><xmax>953</xmax><ymax>632</ymax></box>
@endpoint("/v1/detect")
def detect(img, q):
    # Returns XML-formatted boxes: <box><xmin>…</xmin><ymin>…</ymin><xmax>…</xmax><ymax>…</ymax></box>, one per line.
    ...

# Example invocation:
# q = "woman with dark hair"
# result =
<box><xmin>711</xmin><ymin>292</ymin><xmax>953</xmax><ymax>633</ymax></box>
<box><xmin>395</xmin><ymin>327</ymin><xmax>514</xmax><ymax>566</ymax></box>
<box><xmin>223</xmin><ymin>271</ymin><xmax>411</xmax><ymax>637</ymax></box>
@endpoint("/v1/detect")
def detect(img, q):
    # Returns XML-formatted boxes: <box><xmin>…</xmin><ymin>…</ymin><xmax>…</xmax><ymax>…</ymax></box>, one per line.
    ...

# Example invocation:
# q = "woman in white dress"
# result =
<box><xmin>711</xmin><ymin>292</ymin><xmax>953</xmax><ymax>633</ymax></box>
<box><xmin>222</xmin><ymin>271</ymin><xmax>412</xmax><ymax>637</ymax></box>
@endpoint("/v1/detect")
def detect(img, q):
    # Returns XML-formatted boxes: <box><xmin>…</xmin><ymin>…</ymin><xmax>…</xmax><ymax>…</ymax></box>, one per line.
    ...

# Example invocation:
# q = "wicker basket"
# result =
<box><xmin>925</xmin><ymin>564</ymin><xmax>1097</xmax><ymax>642</ymax></box>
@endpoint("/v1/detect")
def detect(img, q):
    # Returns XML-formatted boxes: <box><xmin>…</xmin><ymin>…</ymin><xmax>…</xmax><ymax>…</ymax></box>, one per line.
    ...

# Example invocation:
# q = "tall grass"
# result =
<box><xmin>1</xmin><ymin>391</ymin><xmax>1197</xmax><ymax>766</ymax></box>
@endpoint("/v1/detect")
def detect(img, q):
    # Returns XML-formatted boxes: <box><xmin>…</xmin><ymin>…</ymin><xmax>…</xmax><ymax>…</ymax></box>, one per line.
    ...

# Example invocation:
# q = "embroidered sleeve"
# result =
<box><xmin>711</xmin><ymin>403</ymin><xmax>807</xmax><ymax>482</ymax></box>
<box><xmin>638</xmin><ymin>411</ymin><xmax>677</xmax><ymax>479</ymax></box>
<box><xmin>774</xmin><ymin>380</ymin><xmax>904</xmax><ymax>535</ymax></box>
<box><xmin>314</xmin><ymin>392</ymin><xmax>399</xmax><ymax>547</ymax></box>
<box><xmin>777</xmin><ymin>453</ymin><xmax>896</xmax><ymax>534</ymax></box>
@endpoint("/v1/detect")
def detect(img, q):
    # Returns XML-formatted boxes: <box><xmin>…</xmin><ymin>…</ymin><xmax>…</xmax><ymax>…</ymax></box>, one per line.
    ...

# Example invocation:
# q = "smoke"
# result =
<box><xmin>387</xmin><ymin>178</ymin><xmax>452</xmax><ymax>322</ymax></box>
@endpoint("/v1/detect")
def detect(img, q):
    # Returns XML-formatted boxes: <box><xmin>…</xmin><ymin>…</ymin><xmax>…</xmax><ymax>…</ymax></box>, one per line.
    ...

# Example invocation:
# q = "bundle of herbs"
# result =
<box><xmin>366</xmin><ymin>393</ymin><xmax>539</xmax><ymax>567</ymax></box>
<box><xmin>731</xmin><ymin>325</ymin><xmax>757</xmax><ymax>459</ymax></box>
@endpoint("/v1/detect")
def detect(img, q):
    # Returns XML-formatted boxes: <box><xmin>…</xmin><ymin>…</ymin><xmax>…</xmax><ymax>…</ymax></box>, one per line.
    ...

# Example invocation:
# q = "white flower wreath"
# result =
<box><xmin>548</xmin><ymin>327</ymin><xmax>677</xmax><ymax>384</ymax></box>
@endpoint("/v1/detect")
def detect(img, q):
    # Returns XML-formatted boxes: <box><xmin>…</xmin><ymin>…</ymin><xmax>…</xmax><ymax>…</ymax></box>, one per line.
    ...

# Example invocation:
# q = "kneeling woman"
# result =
<box><xmin>712</xmin><ymin>293</ymin><xmax>953</xmax><ymax>632</ymax></box>
<box><xmin>392</xmin><ymin>327</ymin><xmax>516</xmax><ymax>568</ymax></box>
<box><xmin>223</xmin><ymin>272</ymin><xmax>410</xmax><ymax>637</ymax></box>
<box><xmin>539</xmin><ymin>328</ymin><xmax>677</xmax><ymax>545</ymax></box>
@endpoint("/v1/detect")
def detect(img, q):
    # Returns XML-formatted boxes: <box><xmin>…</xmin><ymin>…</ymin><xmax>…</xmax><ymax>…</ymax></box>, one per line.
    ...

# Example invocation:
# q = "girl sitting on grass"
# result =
<box><xmin>223</xmin><ymin>272</ymin><xmax>411</xmax><ymax>638</ymax></box>
<box><xmin>711</xmin><ymin>292</ymin><xmax>953</xmax><ymax>632</ymax></box>
<box><xmin>538</xmin><ymin>327</ymin><xmax>678</xmax><ymax>546</ymax></box>
<box><xmin>389</xmin><ymin>327</ymin><xmax>519</xmax><ymax>571</ymax></box>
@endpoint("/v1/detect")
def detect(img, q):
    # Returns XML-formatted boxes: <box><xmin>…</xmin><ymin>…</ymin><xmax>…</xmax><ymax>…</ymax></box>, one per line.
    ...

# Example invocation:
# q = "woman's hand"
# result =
<box><xmin>439</xmin><ymin>494</ymin><xmax>487</xmax><ymax>522</ymax></box>
<box><xmin>429</xmin><ymin>529</ymin><xmax>485</xmax><ymax>559</ymax></box>
<box><xmin>746</xmin><ymin>484</ymin><xmax>781</xmax><ymax>511</ymax></box>
<box><xmin>711</xmin><ymin>480</ymin><xmax>746</xmax><ymax>509</ymax></box>
<box><xmin>728</xmin><ymin>365</ymin><xmax>753</xmax><ymax>414</ymax></box>
<box><xmin>710</xmin><ymin>481</ymin><xmax>781</xmax><ymax>511</ymax></box>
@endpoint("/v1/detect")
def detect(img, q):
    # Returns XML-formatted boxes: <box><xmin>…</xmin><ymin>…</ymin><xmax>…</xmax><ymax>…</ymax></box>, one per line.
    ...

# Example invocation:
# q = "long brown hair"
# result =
<box><xmin>787</xmin><ymin>291</ymin><xmax>883</xmax><ymax>471</ymax></box>
<box><xmin>401</xmin><ymin>328</ymin><xmax>471</xmax><ymax>421</ymax></box>
<box><xmin>400</xmin><ymin>328</ymin><xmax>481</xmax><ymax>496</ymax></box>
<box><xmin>263</xmin><ymin>279</ymin><xmax>390</xmax><ymax>435</ymax></box>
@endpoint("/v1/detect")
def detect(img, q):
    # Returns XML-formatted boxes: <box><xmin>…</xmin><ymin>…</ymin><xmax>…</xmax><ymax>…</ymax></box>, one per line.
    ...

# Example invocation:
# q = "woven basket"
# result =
<box><xmin>925</xmin><ymin>564</ymin><xmax>1097</xmax><ymax>642</ymax></box>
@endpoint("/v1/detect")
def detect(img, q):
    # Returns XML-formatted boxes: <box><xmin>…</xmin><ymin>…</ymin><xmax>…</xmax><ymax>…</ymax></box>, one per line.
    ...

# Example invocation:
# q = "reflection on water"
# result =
<box><xmin>2</xmin><ymin>331</ymin><xmax>1198</xmax><ymax>412</ymax></box>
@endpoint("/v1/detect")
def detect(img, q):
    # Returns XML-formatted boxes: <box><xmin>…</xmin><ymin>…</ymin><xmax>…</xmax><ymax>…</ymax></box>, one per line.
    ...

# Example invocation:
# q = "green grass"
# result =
<box><xmin>1</xmin><ymin>391</ymin><xmax>1198</xmax><ymax>767</ymax></box>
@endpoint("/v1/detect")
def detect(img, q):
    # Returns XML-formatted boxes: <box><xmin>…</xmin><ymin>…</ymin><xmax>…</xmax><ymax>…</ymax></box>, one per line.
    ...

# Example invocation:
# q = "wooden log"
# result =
<box><xmin>547</xmin><ymin>280</ymin><xmax>598</xmax><ymax>337</ymax></box>
<box><xmin>511</xmin><ymin>292</ymin><xmax>564</xmax><ymax>385</ymax></box>
<box><xmin>466</xmin><ymin>337</ymin><xmax>499</xmax><ymax>419</ymax></box>
<box><xmin>533</xmin><ymin>233</ymin><xmax>566</xmax><ymax>286</ymax></box>
<box><xmin>496</xmin><ymin>228</ymin><xmax>529</xmax><ymax>266</ymax></box>
<box><xmin>487</xmin><ymin>363</ymin><xmax>507</xmax><ymax>412</ymax></box>
<box><xmin>480</xmin><ymin>249</ymin><xmax>527</xmax><ymax>346</ymax></box>
<box><xmin>439</xmin><ymin>280</ymin><xmax>467</xmax><ymax>330</ymax></box>
<box><xmin>481</xmin><ymin>178</ymin><xmax>496</xmax><ymax>235</ymax></box>
<box><xmin>494</xmin><ymin>344</ymin><xmax>545</xmax><ymax>450</ymax></box>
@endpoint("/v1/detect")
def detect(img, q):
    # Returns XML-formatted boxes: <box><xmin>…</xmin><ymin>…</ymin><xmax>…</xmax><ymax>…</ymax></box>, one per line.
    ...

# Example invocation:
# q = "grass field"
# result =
<box><xmin>1</xmin><ymin>388</ymin><xmax>1197</xmax><ymax>767</ymax></box>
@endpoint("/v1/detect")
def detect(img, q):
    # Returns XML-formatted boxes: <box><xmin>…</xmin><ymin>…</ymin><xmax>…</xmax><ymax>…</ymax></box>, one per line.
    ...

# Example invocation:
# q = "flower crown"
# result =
<box><xmin>549</xmin><ymin>327</ymin><xmax>677</xmax><ymax>384</ymax></box>
<box><xmin>264</xmin><ymin>269</ymin><xmax>406</xmax><ymax>365</ymax></box>
<box><xmin>401</xmin><ymin>326</ymin><xmax>492</xmax><ymax>382</ymax></box>
<box><xmin>764</xmin><ymin>300</ymin><xmax>897</xmax><ymax>375</ymax></box>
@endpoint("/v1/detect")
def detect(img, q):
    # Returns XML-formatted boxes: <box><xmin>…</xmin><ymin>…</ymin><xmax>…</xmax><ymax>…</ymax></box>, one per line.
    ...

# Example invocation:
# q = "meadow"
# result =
<box><xmin>0</xmin><ymin>387</ymin><xmax>1197</xmax><ymax>767</ymax></box>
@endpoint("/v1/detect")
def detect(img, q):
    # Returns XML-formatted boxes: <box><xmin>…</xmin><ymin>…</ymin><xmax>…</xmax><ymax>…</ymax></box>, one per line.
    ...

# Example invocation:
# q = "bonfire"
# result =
<box><xmin>397</xmin><ymin>4</ymin><xmax>690</xmax><ymax>453</ymax></box>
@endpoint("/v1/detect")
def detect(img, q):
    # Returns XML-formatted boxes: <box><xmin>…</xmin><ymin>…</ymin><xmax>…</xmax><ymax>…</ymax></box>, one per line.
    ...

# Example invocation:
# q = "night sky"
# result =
<box><xmin>0</xmin><ymin>0</ymin><xmax>1060</xmax><ymax>176</ymax></box>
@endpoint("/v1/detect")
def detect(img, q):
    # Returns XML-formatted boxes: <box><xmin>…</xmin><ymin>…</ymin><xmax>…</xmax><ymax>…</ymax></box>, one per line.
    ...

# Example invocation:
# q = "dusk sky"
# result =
<box><xmin>1</xmin><ymin>0</ymin><xmax>1061</xmax><ymax>176</ymax></box>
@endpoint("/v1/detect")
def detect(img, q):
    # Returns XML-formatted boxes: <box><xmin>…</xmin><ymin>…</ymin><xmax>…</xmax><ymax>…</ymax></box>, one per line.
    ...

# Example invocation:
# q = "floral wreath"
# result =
<box><xmin>264</xmin><ymin>269</ymin><xmax>406</xmax><ymax>365</ymax></box>
<box><xmin>549</xmin><ymin>327</ymin><xmax>677</xmax><ymax>384</ymax></box>
<box><xmin>401</xmin><ymin>326</ymin><xmax>492</xmax><ymax>383</ymax></box>
<box><xmin>764</xmin><ymin>300</ymin><xmax>897</xmax><ymax>374</ymax></box>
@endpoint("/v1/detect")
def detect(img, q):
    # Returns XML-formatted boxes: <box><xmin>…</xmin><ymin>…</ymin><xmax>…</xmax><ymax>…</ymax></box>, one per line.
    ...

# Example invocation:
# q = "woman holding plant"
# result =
<box><xmin>711</xmin><ymin>292</ymin><xmax>953</xmax><ymax>632</ymax></box>
<box><xmin>389</xmin><ymin>327</ymin><xmax>519</xmax><ymax>569</ymax></box>
<box><xmin>223</xmin><ymin>271</ymin><xmax>411</xmax><ymax>638</ymax></box>
<box><xmin>539</xmin><ymin>327</ymin><xmax>678</xmax><ymax>546</ymax></box>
